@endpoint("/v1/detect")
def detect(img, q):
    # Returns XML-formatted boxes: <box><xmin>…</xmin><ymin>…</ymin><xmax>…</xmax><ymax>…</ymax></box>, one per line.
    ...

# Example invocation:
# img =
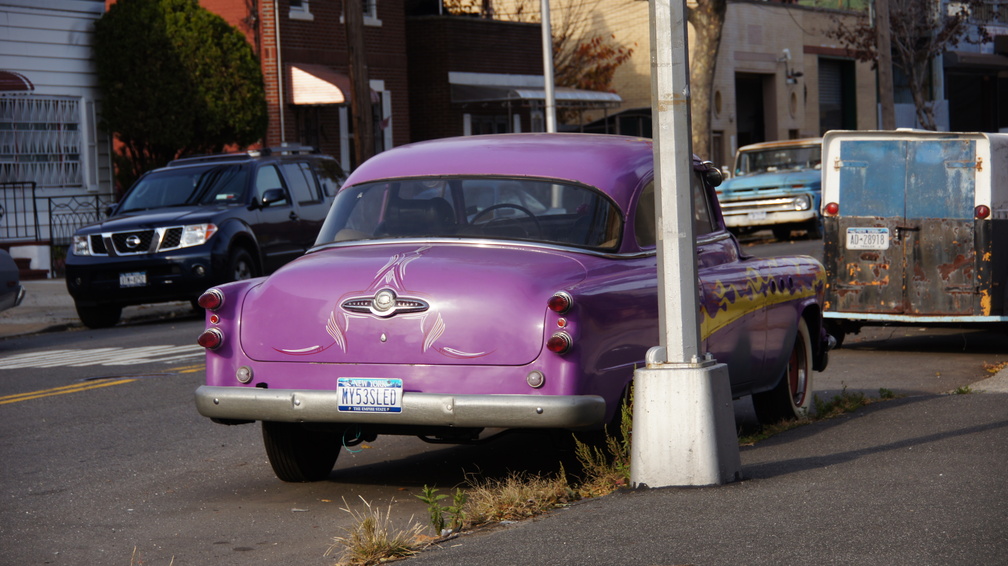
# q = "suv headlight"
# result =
<box><xmin>72</xmin><ymin>235</ymin><xmax>91</xmax><ymax>256</ymax></box>
<box><xmin>180</xmin><ymin>224</ymin><xmax>218</xmax><ymax>248</ymax></box>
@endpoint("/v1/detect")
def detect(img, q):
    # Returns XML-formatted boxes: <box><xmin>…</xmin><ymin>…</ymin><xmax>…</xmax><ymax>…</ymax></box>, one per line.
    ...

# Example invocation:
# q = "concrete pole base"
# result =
<box><xmin>630</xmin><ymin>361</ymin><xmax>742</xmax><ymax>487</ymax></box>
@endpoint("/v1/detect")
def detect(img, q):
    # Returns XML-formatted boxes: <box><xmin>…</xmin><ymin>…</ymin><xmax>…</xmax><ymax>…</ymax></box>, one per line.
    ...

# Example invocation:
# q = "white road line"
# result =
<box><xmin>0</xmin><ymin>346</ymin><xmax>205</xmax><ymax>370</ymax></box>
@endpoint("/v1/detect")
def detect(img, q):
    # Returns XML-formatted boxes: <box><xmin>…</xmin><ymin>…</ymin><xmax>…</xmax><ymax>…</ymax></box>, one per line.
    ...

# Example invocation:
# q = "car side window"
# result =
<box><xmin>314</xmin><ymin>159</ymin><xmax>346</xmax><ymax>197</ymax></box>
<box><xmin>693</xmin><ymin>172</ymin><xmax>715</xmax><ymax>236</ymax></box>
<box><xmin>634</xmin><ymin>174</ymin><xmax>715</xmax><ymax>247</ymax></box>
<box><xmin>281</xmin><ymin>162</ymin><xmax>321</xmax><ymax>204</ymax></box>
<box><xmin>255</xmin><ymin>165</ymin><xmax>289</xmax><ymax>206</ymax></box>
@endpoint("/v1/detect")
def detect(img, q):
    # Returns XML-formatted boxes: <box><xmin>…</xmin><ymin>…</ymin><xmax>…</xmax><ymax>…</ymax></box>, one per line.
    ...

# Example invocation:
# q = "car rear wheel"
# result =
<box><xmin>753</xmin><ymin>317</ymin><xmax>813</xmax><ymax>424</ymax></box>
<box><xmin>262</xmin><ymin>421</ymin><xmax>341</xmax><ymax>482</ymax></box>
<box><xmin>75</xmin><ymin>303</ymin><xmax>122</xmax><ymax>329</ymax></box>
<box><xmin>227</xmin><ymin>248</ymin><xmax>256</xmax><ymax>281</ymax></box>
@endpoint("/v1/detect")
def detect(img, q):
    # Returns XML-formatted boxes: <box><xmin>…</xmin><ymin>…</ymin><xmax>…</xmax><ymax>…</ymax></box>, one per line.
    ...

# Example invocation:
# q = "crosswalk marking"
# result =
<box><xmin>0</xmin><ymin>346</ymin><xmax>204</xmax><ymax>370</ymax></box>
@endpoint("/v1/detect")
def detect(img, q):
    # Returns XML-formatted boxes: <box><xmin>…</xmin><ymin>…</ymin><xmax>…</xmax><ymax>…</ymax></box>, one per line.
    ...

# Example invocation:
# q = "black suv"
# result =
<box><xmin>66</xmin><ymin>146</ymin><xmax>345</xmax><ymax>328</ymax></box>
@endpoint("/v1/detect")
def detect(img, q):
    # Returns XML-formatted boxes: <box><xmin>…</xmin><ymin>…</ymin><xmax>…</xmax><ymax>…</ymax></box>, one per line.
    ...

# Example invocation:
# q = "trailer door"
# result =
<box><xmin>834</xmin><ymin>138</ymin><xmax>977</xmax><ymax>315</ymax></box>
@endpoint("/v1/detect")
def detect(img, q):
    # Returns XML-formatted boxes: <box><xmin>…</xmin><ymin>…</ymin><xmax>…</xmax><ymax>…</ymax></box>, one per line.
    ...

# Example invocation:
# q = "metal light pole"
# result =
<box><xmin>540</xmin><ymin>0</ymin><xmax>557</xmax><ymax>133</ymax></box>
<box><xmin>630</xmin><ymin>0</ymin><xmax>741</xmax><ymax>488</ymax></box>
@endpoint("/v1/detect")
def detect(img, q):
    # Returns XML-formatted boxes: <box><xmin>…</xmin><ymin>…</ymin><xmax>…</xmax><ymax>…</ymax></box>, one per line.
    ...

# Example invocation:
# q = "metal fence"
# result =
<box><xmin>2</xmin><ymin>182</ymin><xmax>113</xmax><ymax>275</ymax></box>
<box><xmin>0</xmin><ymin>181</ymin><xmax>40</xmax><ymax>241</ymax></box>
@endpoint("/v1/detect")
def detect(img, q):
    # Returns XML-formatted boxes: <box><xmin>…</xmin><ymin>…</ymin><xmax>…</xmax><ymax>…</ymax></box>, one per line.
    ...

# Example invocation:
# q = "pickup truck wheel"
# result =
<box><xmin>75</xmin><ymin>303</ymin><xmax>122</xmax><ymax>329</ymax></box>
<box><xmin>753</xmin><ymin>318</ymin><xmax>813</xmax><ymax>424</ymax></box>
<box><xmin>262</xmin><ymin>421</ymin><xmax>340</xmax><ymax>482</ymax></box>
<box><xmin>227</xmin><ymin>249</ymin><xmax>256</xmax><ymax>281</ymax></box>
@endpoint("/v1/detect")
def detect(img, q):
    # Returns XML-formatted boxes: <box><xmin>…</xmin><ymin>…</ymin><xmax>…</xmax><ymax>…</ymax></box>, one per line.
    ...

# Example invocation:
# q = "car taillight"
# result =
<box><xmin>198</xmin><ymin>289</ymin><xmax>224</xmax><ymax>310</ymax></box>
<box><xmin>824</xmin><ymin>202</ymin><xmax>839</xmax><ymax>216</ymax></box>
<box><xmin>975</xmin><ymin>205</ymin><xmax>991</xmax><ymax>219</ymax></box>
<box><xmin>547</xmin><ymin>332</ymin><xmax>572</xmax><ymax>354</ymax></box>
<box><xmin>198</xmin><ymin>328</ymin><xmax>223</xmax><ymax>349</ymax></box>
<box><xmin>547</xmin><ymin>291</ymin><xmax>572</xmax><ymax>314</ymax></box>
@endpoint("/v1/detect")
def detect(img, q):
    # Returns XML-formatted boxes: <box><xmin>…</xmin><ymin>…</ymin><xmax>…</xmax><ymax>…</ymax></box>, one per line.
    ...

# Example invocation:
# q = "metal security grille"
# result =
<box><xmin>0</xmin><ymin>95</ymin><xmax>82</xmax><ymax>187</ymax></box>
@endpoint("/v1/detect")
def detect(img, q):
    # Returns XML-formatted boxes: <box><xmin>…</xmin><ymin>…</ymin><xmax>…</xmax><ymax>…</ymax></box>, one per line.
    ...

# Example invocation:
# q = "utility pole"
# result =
<box><xmin>875</xmin><ymin>0</ymin><xmax>896</xmax><ymax>129</ymax></box>
<box><xmin>630</xmin><ymin>0</ymin><xmax>741</xmax><ymax>488</ymax></box>
<box><xmin>345</xmin><ymin>0</ymin><xmax>374</xmax><ymax>166</ymax></box>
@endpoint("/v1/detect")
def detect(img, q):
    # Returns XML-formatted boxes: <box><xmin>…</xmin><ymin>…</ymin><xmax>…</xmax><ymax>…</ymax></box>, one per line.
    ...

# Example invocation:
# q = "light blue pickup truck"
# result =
<box><xmin>716</xmin><ymin>138</ymin><xmax>823</xmax><ymax>241</ymax></box>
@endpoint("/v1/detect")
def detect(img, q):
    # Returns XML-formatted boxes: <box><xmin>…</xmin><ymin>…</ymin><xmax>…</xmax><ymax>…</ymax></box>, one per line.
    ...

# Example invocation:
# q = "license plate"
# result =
<box><xmin>337</xmin><ymin>378</ymin><xmax>403</xmax><ymax>413</ymax></box>
<box><xmin>746</xmin><ymin>211</ymin><xmax>767</xmax><ymax>221</ymax></box>
<box><xmin>846</xmin><ymin>227</ymin><xmax>889</xmax><ymax>250</ymax></box>
<box><xmin>119</xmin><ymin>271</ymin><xmax>147</xmax><ymax>288</ymax></box>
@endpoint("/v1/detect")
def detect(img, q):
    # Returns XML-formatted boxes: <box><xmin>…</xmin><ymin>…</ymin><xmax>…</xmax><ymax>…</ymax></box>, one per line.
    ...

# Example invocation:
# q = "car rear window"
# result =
<box><xmin>315</xmin><ymin>177</ymin><xmax>622</xmax><ymax>251</ymax></box>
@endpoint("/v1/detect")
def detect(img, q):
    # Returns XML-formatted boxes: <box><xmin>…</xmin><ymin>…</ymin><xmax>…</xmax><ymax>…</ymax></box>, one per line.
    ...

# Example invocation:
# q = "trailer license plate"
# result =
<box><xmin>337</xmin><ymin>378</ymin><xmax>403</xmax><ymax>413</ymax></box>
<box><xmin>846</xmin><ymin>227</ymin><xmax>889</xmax><ymax>250</ymax></box>
<box><xmin>119</xmin><ymin>271</ymin><xmax>147</xmax><ymax>288</ymax></box>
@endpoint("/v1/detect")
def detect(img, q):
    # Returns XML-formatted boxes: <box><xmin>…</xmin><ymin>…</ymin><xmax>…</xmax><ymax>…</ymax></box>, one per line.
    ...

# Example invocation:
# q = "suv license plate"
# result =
<box><xmin>119</xmin><ymin>271</ymin><xmax>147</xmax><ymax>288</ymax></box>
<box><xmin>846</xmin><ymin>227</ymin><xmax>889</xmax><ymax>250</ymax></box>
<box><xmin>337</xmin><ymin>378</ymin><xmax>403</xmax><ymax>413</ymax></box>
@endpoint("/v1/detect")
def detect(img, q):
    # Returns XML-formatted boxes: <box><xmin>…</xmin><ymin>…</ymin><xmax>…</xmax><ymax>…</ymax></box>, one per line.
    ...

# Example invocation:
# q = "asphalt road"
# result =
<box><xmin>1</xmin><ymin>235</ymin><xmax>1005</xmax><ymax>565</ymax></box>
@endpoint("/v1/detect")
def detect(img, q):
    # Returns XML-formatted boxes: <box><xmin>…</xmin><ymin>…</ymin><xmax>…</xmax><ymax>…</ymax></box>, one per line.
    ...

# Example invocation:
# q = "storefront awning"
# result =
<box><xmin>449</xmin><ymin>72</ymin><xmax>622</xmax><ymax>110</ymax></box>
<box><xmin>287</xmin><ymin>64</ymin><xmax>378</xmax><ymax>105</ymax></box>
<box><xmin>0</xmin><ymin>71</ymin><xmax>34</xmax><ymax>93</ymax></box>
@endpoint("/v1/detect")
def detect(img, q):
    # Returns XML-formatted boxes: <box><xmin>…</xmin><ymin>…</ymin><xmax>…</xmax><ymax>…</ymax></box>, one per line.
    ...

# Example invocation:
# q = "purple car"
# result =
<box><xmin>195</xmin><ymin>134</ymin><xmax>830</xmax><ymax>482</ymax></box>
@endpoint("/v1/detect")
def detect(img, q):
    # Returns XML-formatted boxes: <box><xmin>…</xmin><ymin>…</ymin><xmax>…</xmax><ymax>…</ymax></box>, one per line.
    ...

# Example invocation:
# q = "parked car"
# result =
<box><xmin>0</xmin><ymin>249</ymin><xmax>26</xmax><ymax>313</ymax></box>
<box><xmin>716</xmin><ymin>138</ymin><xmax>823</xmax><ymax>241</ymax></box>
<box><xmin>193</xmin><ymin>134</ymin><xmax>831</xmax><ymax>482</ymax></box>
<box><xmin>65</xmin><ymin>146</ymin><xmax>345</xmax><ymax>328</ymax></box>
<box><xmin>820</xmin><ymin>129</ymin><xmax>1008</xmax><ymax>346</ymax></box>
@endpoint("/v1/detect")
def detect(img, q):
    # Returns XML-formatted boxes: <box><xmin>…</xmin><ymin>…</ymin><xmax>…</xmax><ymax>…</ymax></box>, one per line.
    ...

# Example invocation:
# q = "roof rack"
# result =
<box><xmin>167</xmin><ymin>152</ymin><xmax>254</xmax><ymax>167</ymax></box>
<box><xmin>259</xmin><ymin>144</ymin><xmax>318</xmax><ymax>156</ymax></box>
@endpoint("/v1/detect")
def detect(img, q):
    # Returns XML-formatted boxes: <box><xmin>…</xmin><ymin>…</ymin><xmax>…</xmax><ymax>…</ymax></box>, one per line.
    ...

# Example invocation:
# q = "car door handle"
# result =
<box><xmin>289</xmin><ymin>211</ymin><xmax>299</xmax><ymax>221</ymax></box>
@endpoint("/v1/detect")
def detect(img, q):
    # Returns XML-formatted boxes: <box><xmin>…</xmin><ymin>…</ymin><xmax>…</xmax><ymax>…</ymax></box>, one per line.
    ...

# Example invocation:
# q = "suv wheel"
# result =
<box><xmin>227</xmin><ymin>249</ymin><xmax>256</xmax><ymax>281</ymax></box>
<box><xmin>75</xmin><ymin>303</ymin><xmax>123</xmax><ymax>329</ymax></box>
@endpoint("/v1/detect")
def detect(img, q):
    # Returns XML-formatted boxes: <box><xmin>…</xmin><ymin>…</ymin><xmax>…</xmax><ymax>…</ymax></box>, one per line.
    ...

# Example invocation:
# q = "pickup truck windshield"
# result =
<box><xmin>118</xmin><ymin>165</ymin><xmax>249</xmax><ymax>212</ymax></box>
<box><xmin>736</xmin><ymin>146</ymin><xmax>821</xmax><ymax>175</ymax></box>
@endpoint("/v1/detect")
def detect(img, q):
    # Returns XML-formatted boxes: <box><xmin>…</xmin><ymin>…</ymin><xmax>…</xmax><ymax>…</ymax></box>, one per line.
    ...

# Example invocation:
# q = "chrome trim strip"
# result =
<box><xmin>195</xmin><ymin>385</ymin><xmax>607</xmax><ymax>429</ymax></box>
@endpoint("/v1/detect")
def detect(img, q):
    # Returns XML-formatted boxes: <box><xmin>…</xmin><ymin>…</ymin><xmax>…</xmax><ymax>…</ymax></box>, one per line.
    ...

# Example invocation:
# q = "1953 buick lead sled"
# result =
<box><xmin>193</xmin><ymin>134</ymin><xmax>831</xmax><ymax>482</ymax></box>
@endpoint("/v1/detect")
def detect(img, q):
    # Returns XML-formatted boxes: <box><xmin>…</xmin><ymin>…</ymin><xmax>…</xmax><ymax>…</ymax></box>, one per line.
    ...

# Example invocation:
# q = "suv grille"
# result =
<box><xmin>112</xmin><ymin>230</ymin><xmax>155</xmax><ymax>254</ymax></box>
<box><xmin>85</xmin><ymin>226</ymin><xmax>189</xmax><ymax>256</ymax></box>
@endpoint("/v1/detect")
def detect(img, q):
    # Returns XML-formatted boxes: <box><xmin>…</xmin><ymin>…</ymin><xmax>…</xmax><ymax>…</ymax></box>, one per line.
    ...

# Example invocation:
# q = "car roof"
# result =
<box><xmin>736</xmin><ymin>138</ymin><xmax>822</xmax><ymax>153</ymax></box>
<box><xmin>166</xmin><ymin>145</ymin><xmax>327</xmax><ymax>168</ymax></box>
<box><xmin>344</xmin><ymin>133</ymin><xmax>657</xmax><ymax>211</ymax></box>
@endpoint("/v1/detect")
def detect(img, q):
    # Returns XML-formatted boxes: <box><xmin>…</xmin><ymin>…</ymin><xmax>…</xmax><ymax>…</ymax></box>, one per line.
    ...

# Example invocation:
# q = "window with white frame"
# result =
<box><xmin>0</xmin><ymin>95</ymin><xmax>83</xmax><ymax>188</ymax></box>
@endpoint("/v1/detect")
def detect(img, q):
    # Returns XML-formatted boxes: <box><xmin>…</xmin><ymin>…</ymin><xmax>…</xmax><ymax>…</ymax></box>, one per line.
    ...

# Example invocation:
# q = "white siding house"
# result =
<box><xmin>1</xmin><ymin>0</ymin><xmax>112</xmax><ymax>275</ymax></box>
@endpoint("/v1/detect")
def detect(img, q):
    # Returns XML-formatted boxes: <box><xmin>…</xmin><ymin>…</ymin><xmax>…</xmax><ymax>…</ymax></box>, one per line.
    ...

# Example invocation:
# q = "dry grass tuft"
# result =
<box><xmin>463</xmin><ymin>471</ymin><xmax>576</xmax><ymax>526</ymax></box>
<box><xmin>325</xmin><ymin>496</ymin><xmax>428</xmax><ymax>566</ymax></box>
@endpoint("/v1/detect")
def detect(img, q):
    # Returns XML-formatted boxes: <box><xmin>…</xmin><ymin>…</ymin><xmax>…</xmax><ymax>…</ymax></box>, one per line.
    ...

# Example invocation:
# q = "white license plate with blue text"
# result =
<box><xmin>845</xmin><ymin>227</ymin><xmax>889</xmax><ymax>250</ymax></box>
<box><xmin>119</xmin><ymin>271</ymin><xmax>147</xmax><ymax>288</ymax></box>
<box><xmin>337</xmin><ymin>378</ymin><xmax>403</xmax><ymax>413</ymax></box>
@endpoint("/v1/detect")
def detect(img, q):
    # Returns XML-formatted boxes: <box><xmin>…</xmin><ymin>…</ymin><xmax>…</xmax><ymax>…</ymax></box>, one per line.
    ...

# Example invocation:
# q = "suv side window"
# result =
<box><xmin>281</xmin><ymin>162</ymin><xmax>322</xmax><ymax>204</ymax></box>
<box><xmin>256</xmin><ymin>165</ymin><xmax>289</xmax><ymax>206</ymax></box>
<box><xmin>314</xmin><ymin>159</ymin><xmax>346</xmax><ymax>197</ymax></box>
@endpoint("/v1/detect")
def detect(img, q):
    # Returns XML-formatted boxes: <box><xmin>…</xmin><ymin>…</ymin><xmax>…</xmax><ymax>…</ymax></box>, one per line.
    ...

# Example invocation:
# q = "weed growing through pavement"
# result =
<box><xmin>571</xmin><ymin>392</ymin><xmax>633</xmax><ymax>497</ymax></box>
<box><xmin>416</xmin><ymin>485</ymin><xmax>467</xmax><ymax>536</ymax></box>
<box><xmin>324</xmin><ymin>496</ymin><xmax>427</xmax><ymax>566</ymax></box>
<box><xmin>952</xmin><ymin>385</ymin><xmax>973</xmax><ymax>395</ymax></box>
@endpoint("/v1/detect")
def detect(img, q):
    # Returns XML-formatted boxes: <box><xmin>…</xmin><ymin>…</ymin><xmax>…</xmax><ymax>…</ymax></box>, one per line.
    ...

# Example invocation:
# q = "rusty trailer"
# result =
<box><xmin>820</xmin><ymin>130</ymin><xmax>1008</xmax><ymax>345</ymax></box>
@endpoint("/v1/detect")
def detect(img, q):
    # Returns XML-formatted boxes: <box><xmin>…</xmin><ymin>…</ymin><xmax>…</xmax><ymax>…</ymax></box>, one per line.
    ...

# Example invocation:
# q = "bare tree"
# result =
<box><xmin>687</xmin><ymin>0</ymin><xmax>727</xmax><ymax>158</ymax></box>
<box><xmin>826</xmin><ymin>0</ymin><xmax>989</xmax><ymax>130</ymax></box>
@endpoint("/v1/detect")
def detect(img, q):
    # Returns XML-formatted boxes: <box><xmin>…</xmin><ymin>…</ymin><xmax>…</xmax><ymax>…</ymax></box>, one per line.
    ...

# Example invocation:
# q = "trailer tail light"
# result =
<box><xmin>975</xmin><ymin>205</ymin><xmax>991</xmax><ymax>219</ymax></box>
<box><xmin>198</xmin><ymin>328</ymin><xmax>224</xmax><ymax>350</ymax></box>
<box><xmin>824</xmin><ymin>202</ymin><xmax>839</xmax><ymax>216</ymax></box>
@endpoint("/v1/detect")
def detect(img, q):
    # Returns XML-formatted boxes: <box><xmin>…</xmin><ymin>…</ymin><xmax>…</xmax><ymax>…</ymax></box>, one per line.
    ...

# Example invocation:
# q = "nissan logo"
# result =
<box><xmin>125</xmin><ymin>235</ymin><xmax>142</xmax><ymax>249</ymax></box>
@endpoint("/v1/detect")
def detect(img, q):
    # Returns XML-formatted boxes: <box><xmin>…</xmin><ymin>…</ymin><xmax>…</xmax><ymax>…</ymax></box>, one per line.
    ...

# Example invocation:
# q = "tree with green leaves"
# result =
<box><xmin>94</xmin><ymin>0</ymin><xmax>267</xmax><ymax>191</ymax></box>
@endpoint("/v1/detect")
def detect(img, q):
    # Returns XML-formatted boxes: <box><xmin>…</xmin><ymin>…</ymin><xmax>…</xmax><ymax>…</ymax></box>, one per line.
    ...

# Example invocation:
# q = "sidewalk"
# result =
<box><xmin>0</xmin><ymin>278</ymin><xmax>197</xmax><ymax>338</ymax></box>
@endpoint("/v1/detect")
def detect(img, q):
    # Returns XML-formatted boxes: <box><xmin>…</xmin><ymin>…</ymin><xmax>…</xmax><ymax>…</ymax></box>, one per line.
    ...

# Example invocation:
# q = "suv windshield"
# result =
<box><xmin>315</xmin><ymin>177</ymin><xmax>622</xmax><ymax>250</ymax></box>
<box><xmin>118</xmin><ymin>164</ymin><xmax>249</xmax><ymax>212</ymax></box>
<box><xmin>736</xmin><ymin>146</ymin><xmax>821</xmax><ymax>175</ymax></box>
